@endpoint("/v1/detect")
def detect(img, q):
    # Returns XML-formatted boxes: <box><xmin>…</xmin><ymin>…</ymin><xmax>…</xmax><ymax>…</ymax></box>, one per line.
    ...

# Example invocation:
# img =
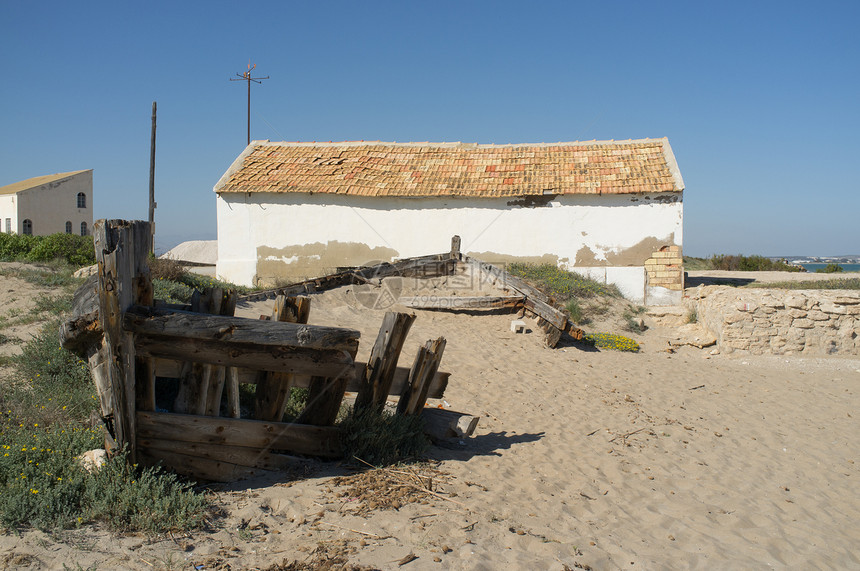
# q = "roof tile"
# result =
<box><xmin>215</xmin><ymin>140</ymin><xmax>682</xmax><ymax>197</ymax></box>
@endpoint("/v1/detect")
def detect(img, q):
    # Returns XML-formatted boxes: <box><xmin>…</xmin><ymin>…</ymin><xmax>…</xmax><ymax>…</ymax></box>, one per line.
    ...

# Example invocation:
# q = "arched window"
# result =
<box><xmin>65</xmin><ymin>221</ymin><xmax>72</xmax><ymax>234</ymax></box>
<box><xmin>80</xmin><ymin>221</ymin><xmax>88</xmax><ymax>236</ymax></box>
<box><xmin>22</xmin><ymin>219</ymin><xmax>32</xmax><ymax>235</ymax></box>
<box><xmin>77</xmin><ymin>192</ymin><xmax>86</xmax><ymax>208</ymax></box>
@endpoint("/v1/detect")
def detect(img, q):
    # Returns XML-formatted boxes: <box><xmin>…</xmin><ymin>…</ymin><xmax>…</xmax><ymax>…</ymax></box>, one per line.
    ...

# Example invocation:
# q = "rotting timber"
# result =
<box><xmin>61</xmin><ymin>222</ymin><xmax>578</xmax><ymax>482</ymax></box>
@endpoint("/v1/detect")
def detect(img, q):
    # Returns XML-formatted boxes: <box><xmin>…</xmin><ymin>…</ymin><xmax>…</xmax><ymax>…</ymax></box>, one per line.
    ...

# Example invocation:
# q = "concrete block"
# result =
<box><xmin>511</xmin><ymin>319</ymin><xmax>526</xmax><ymax>333</ymax></box>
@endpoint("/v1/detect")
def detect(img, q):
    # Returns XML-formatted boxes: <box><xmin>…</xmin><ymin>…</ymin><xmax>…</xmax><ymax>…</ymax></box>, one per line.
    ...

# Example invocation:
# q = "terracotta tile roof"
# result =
<box><xmin>0</xmin><ymin>170</ymin><xmax>90</xmax><ymax>196</ymax></box>
<box><xmin>214</xmin><ymin>139</ymin><xmax>683</xmax><ymax>198</ymax></box>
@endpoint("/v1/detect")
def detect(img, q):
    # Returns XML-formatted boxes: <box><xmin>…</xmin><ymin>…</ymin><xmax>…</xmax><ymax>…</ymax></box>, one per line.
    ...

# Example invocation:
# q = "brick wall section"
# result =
<box><xmin>690</xmin><ymin>286</ymin><xmax>860</xmax><ymax>355</ymax></box>
<box><xmin>645</xmin><ymin>246</ymin><xmax>684</xmax><ymax>291</ymax></box>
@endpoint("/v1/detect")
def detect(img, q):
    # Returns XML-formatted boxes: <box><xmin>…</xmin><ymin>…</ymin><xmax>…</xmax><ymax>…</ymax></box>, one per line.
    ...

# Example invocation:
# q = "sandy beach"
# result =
<box><xmin>1</xmin><ymin>270</ymin><xmax>859</xmax><ymax>570</ymax></box>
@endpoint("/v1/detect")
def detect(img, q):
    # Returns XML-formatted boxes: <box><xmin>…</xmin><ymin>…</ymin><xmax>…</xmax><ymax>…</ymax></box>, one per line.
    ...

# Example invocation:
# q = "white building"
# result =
<box><xmin>0</xmin><ymin>170</ymin><xmax>93</xmax><ymax>237</ymax></box>
<box><xmin>214</xmin><ymin>139</ymin><xmax>685</xmax><ymax>305</ymax></box>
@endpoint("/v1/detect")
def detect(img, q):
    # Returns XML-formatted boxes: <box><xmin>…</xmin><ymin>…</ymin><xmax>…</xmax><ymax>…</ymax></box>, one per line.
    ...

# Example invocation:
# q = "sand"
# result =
<box><xmin>1</xmin><ymin>271</ymin><xmax>859</xmax><ymax>569</ymax></box>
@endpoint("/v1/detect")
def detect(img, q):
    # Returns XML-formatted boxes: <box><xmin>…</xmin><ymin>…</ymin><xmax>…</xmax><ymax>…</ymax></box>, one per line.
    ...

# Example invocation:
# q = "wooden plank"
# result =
<box><xmin>225</xmin><ymin>366</ymin><xmax>241</xmax><ymax>418</ymax></box>
<box><xmin>411</xmin><ymin>337</ymin><xmax>446</xmax><ymax>413</ymax></box>
<box><xmin>135</xmin><ymin>334</ymin><xmax>356</xmax><ymax>378</ymax></box>
<box><xmin>355</xmin><ymin>312</ymin><xmax>416</xmax><ymax>412</ymax></box>
<box><xmin>153</xmin><ymin>358</ymin><xmax>449</xmax><ymax>399</ymax></box>
<box><xmin>138</xmin><ymin>437</ymin><xmax>300</xmax><ymax>471</ymax></box>
<box><xmin>296</xmin><ymin>376</ymin><xmax>348</xmax><ymax>426</ymax></box>
<box><xmin>398</xmin><ymin>295</ymin><xmax>523</xmax><ymax>311</ymax></box>
<box><xmin>138</xmin><ymin>448</ymin><xmax>271</xmax><ymax>483</ymax></box>
<box><xmin>87</xmin><ymin>342</ymin><xmax>112</xmax><ymax>419</ymax></box>
<box><xmin>137</xmin><ymin>411</ymin><xmax>343</xmax><ymax>458</ymax></box>
<box><xmin>94</xmin><ymin>219</ymin><xmax>152</xmax><ymax>462</ymax></box>
<box><xmin>255</xmin><ymin>295</ymin><xmax>310</xmax><ymax>421</ymax></box>
<box><xmin>123</xmin><ymin>305</ymin><xmax>360</xmax><ymax>353</ymax></box>
<box><xmin>397</xmin><ymin>337</ymin><xmax>446</xmax><ymax>415</ymax></box>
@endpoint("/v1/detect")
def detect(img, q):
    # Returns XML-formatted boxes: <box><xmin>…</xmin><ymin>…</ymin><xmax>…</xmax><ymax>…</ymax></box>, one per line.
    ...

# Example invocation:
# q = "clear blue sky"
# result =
<box><xmin>2</xmin><ymin>1</ymin><xmax>858</xmax><ymax>256</ymax></box>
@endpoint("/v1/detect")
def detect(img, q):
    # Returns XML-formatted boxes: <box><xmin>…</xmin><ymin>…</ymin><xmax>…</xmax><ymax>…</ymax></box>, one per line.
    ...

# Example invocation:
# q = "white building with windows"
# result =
<box><xmin>0</xmin><ymin>170</ymin><xmax>93</xmax><ymax>237</ymax></box>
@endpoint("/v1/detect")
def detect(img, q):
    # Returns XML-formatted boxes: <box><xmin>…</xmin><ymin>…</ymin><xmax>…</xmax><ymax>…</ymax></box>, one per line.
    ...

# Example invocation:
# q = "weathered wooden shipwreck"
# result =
<box><xmin>61</xmin><ymin>220</ymin><xmax>581</xmax><ymax>482</ymax></box>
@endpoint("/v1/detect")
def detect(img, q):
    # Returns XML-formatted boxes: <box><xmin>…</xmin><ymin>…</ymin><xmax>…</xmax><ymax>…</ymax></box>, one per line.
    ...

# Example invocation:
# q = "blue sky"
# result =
<box><xmin>1</xmin><ymin>1</ymin><xmax>857</xmax><ymax>256</ymax></box>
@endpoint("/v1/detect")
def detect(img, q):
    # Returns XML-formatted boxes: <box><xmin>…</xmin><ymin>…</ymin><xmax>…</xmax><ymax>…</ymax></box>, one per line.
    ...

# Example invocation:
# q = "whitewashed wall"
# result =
<box><xmin>0</xmin><ymin>195</ymin><xmax>16</xmax><ymax>234</ymax></box>
<box><xmin>216</xmin><ymin>192</ymin><xmax>683</xmax><ymax>304</ymax></box>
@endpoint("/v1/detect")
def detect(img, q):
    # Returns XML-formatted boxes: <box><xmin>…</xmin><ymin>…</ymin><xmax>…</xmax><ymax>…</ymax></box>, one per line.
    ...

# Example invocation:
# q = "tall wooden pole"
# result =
<box><xmin>148</xmin><ymin>102</ymin><xmax>157</xmax><ymax>254</ymax></box>
<box><xmin>230</xmin><ymin>63</ymin><xmax>268</xmax><ymax>147</ymax></box>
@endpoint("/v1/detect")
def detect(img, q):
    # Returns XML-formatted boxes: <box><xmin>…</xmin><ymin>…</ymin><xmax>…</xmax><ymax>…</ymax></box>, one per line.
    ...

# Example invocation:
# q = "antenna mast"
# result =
<box><xmin>230</xmin><ymin>61</ymin><xmax>269</xmax><ymax>146</ymax></box>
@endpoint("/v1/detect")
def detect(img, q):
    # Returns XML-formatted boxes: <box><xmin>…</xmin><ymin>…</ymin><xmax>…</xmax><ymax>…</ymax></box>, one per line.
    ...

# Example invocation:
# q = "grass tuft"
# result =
<box><xmin>338</xmin><ymin>406</ymin><xmax>428</xmax><ymax>467</ymax></box>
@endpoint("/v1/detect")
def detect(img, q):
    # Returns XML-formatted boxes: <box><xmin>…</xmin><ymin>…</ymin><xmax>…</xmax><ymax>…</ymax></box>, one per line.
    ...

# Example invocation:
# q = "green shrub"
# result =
<box><xmin>747</xmin><ymin>277</ymin><xmax>860</xmax><ymax>290</ymax></box>
<box><xmin>565</xmin><ymin>299</ymin><xmax>584</xmax><ymax>324</ymax></box>
<box><xmin>816</xmin><ymin>263</ymin><xmax>844</xmax><ymax>274</ymax></box>
<box><xmin>0</xmin><ymin>418</ymin><xmax>103</xmax><ymax>531</ymax></box>
<box><xmin>0</xmin><ymin>233</ymin><xmax>94</xmax><ymax>266</ymax></box>
<box><xmin>9</xmin><ymin>320</ymin><xmax>96</xmax><ymax>424</ymax></box>
<box><xmin>339</xmin><ymin>406</ymin><xmax>428</xmax><ymax>467</ymax></box>
<box><xmin>709</xmin><ymin>254</ymin><xmax>801</xmax><ymax>272</ymax></box>
<box><xmin>84</xmin><ymin>450</ymin><xmax>210</xmax><ymax>534</ymax></box>
<box><xmin>152</xmin><ymin>278</ymin><xmax>195</xmax><ymax>304</ymax></box>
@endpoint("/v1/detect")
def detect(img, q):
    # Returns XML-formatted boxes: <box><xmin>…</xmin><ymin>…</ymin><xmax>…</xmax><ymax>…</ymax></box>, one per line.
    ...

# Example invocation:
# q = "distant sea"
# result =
<box><xmin>799</xmin><ymin>263</ymin><xmax>860</xmax><ymax>273</ymax></box>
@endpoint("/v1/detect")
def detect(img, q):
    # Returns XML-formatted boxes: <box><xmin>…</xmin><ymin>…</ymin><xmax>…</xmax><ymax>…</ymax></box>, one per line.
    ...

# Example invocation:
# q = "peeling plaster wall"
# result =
<box><xmin>216</xmin><ymin>191</ymin><xmax>683</xmax><ymax>303</ymax></box>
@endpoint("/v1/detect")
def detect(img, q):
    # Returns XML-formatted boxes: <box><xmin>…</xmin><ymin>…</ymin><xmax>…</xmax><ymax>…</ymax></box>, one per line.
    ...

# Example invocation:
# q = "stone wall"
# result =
<box><xmin>644</xmin><ymin>245</ymin><xmax>684</xmax><ymax>306</ymax></box>
<box><xmin>690</xmin><ymin>286</ymin><xmax>860</xmax><ymax>355</ymax></box>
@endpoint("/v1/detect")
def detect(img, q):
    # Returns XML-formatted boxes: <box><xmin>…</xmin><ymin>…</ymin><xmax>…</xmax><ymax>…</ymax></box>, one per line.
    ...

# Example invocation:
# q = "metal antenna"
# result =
<box><xmin>230</xmin><ymin>61</ymin><xmax>269</xmax><ymax>146</ymax></box>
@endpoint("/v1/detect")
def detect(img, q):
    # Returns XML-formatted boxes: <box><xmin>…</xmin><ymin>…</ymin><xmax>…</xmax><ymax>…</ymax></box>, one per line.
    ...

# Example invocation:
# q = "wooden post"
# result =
<box><xmin>355</xmin><ymin>312</ymin><xmax>416</xmax><ymax>412</ymax></box>
<box><xmin>397</xmin><ymin>337</ymin><xmax>446</xmax><ymax>415</ymax></box>
<box><xmin>148</xmin><ymin>101</ymin><xmax>157</xmax><ymax>254</ymax></box>
<box><xmin>94</xmin><ymin>219</ymin><xmax>152</xmax><ymax>462</ymax></box>
<box><xmin>254</xmin><ymin>295</ymin><xmax>310</xmax><ymax>421</ymax></box>
<box><xmin>450</xmin><ymin>235</ymin><xmax>461</xmax><ymax>259</ymax></box>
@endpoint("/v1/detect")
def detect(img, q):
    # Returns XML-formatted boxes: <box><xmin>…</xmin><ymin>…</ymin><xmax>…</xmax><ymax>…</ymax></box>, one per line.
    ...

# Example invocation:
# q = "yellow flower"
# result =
<box><xmin>30</xmin><ymin>489</ymin><xmax>38</xmax><ymax>494</ymax></box>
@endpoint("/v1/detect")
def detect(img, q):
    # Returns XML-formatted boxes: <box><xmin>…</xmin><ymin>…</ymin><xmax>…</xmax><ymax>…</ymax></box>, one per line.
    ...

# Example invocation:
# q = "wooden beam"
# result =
<box><xmin>237</xmin><ymin>252</ymin><xmax>457</xmax><ymax>303</ymax></box>
<box><xmin>136</xmin><ymin>411</ymin><xmax>342</xmax><ymax>458</ymax></box>
<box><xmin>135</xmin><ymin>334</ymin><xmax>356</xmax><ymax>378</ymax></box>
<box><xmin>153</xmin><ymin>358</ymin><xmax>449</xmax><ymax>399</ymax></box>
<box><xmin>138</xmin><ymin>448</ymin><xmax>272</xmax><ymax>483</ymax></box>
<box><xmin>355</xmin><ymin>312</ymin><xmax>416</xmax><ymax>411</ymax></box>
<box><xmin>138</xmin><ymin>437</ymin><xmax>301</xmax><ymax>471</ymax></box>
<box><xmin>123</xmin><ymin>305</ymin><xmax>360</xmax><ymax>353</ymax></box>
<box><xmin>398</xmin><ymin>295</ymin><xmax>523</xmax><ymax>311</ymax></box>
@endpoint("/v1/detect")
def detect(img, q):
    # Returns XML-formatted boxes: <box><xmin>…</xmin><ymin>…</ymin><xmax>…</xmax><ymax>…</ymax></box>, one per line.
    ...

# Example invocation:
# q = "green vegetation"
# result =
<box><xmin>682</xmin><ymin>256</ymin><xmax>711</xmax><ymax>271</ymax></box>
<box><xmin>684</xmin><ymin>254</ymin><xmax>802</xmax><ymax>272</ymax></box>
<box><xmin>582</xmin><ymin>333</ymin><xmax>640</xmax><ymax>353</ymax></box>
<box><xmin>148</xmin><ymin>256</ymin><xmax>250</xmax><ymax>304</ymax></box>
<box><xmin>338</xmin><ymin>406</ymin><xmax>429</xmax><ymax>467</ymax></box>
<box><xmin>816</xmin><ymin>263</ymin><xmax>844</xmax><ymax>274</ymax></box>
<box><xmin>0</xmin><ymin>233</ymin><xmax>95</xmax><ymax>267</ymax></box>
<box><xmin>1</xmin><ymin>295</ymin><xmax>211</xmax><ymax>533</ymax></box>
<box><xmin>747</xmin><ymin>277</ymin><xmax>860</xmax><ymax>290</ymax></box>
<box><xmin>508</xmin><ymin>263</ymin><xmax>622</xmax><ymax>300</ymax></box>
